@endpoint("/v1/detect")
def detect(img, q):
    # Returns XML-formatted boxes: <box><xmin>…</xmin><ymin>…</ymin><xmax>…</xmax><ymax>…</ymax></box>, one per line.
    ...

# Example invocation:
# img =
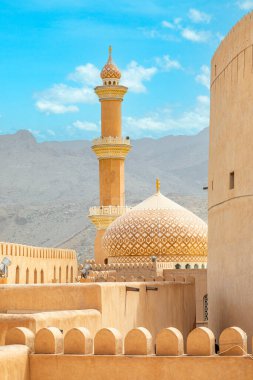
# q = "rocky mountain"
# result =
<box><xmin>0</xmin><ymin>128</ymin><xmax>209</xmax><ymax>262</ymax></box>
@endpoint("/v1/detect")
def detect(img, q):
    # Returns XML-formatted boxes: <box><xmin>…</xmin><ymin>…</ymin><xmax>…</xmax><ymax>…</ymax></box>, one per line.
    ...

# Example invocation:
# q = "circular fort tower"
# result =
<box><xmin>89</xmin><ymin>47</ymin><xmax>131</xmax><ymax>264</ymax></box>
<box><xmin>208</xmin><ymin>12</ymin><xmax>253</xmax><ymax>339</ymax></box>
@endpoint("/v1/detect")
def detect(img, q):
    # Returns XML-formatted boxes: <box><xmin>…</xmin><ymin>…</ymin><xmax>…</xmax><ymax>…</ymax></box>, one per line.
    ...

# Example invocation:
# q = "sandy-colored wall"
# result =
<box><xmin>165</xmin><ymin>269</ymin><xmax>207</xmax><ymax>323</ymax></box>
<box><xmin>208</xmin><ymin>12</ymin><xmax>253</xmax><ymax>341</ymax></box>
<box><xmin>99</xmin><ymin>158</ymin><xmax>125</xmax><ymax>206</ymax></box>
<box><xmin>29</xmin><ymin>355</ymin><xmax>253</xmax><ymax>380</ymax></box>
<box><xmin>101</xmin><ymin>100</ymin><xmax>122</xmax><ymax>136</ymax></box>
<box><xmin>0</xmin><ymin>345</ymin><xmax>30</xmax><ymax>380</ymax></box>
<box><xmin>0</xmin><ymin>242</ymin><xmax>77</xmax><ymax>284</ymax></box>
<box><xmin>0</xmin><ymin>281</ymin><xmax>195</xmax><ymax>344</ymax></box>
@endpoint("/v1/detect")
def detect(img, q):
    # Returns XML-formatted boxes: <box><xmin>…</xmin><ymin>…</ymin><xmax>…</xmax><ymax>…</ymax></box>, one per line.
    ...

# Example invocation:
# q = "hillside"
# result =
<box><xmin>0</xmin><ymin>128</ymin><xmax>209</xmax><ymax>261</ymax></box>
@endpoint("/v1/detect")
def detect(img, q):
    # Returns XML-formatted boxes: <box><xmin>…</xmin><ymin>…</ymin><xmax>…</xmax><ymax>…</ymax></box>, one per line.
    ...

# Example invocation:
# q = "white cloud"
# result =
<box><xmin>181</xmin><ymin>28</ymin><xmax>211</xmax><ymax>42</ymax></box>
<box><xmin>72</xmin><ymin>120</ymin><xmax>98</xmax><ymax>131</ymax></box>
<box><xmin>188</xmin><ymin>9</ymin><xmax>211</xmax><ymax>23</ymax></box>
<box><xmin>35</xmin><ymin>83</ymin><xmax>97</xmax><ymax>114</ymax></box>
<box><xmin>195</xmin><ymin>65</ymin><xmax>210</xmax><ymax>89</ymax></box>
<box><xmin>161</xmin><ymin>20</ymin><xmax>175</xmax><ymax>29</ymax></box>
<box><xmin>121</xmin><ymin>61</ymin><xmax>157</xmax><ymax>93</ymax></box>
<box><xmin>237</xmin><ymin>0</ymin><xmax>253</xmax><ymax>9</ymax></box>
<box><xmin>68</xmin><ymin>63</ymin><xmax>100</xmax><ymax>86</ymax></box>
<box><xmin>124</xmin><ymin>96</ymin><xmax>209</xmax><ymax>138</ymax></box>
<box><xmin>36</xmin><ymin>100</ymin><xmax>79</xmax><ymax>114</ymax></box>
<box><xmin>155</xmin><ymin>55</ymin><xmax>182</xmax><ymax>71</ymax></box>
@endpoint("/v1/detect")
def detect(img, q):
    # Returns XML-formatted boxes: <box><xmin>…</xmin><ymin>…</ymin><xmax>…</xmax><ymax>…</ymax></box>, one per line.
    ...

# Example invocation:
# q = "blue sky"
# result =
<box><xmin>0</xmin><ymin>0</ymin><xmax>252</xmax><ymax>141</ymax></box>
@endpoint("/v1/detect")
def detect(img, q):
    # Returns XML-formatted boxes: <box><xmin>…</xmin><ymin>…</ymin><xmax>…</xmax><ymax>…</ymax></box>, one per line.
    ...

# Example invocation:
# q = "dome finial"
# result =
<box><xmin>108</xmin><ymin>45</ymin><xmax>112</xmax><ymax>62</ymax></box>
<box><xmin>156</xmin><ymin>178</ymin><xmax>160</xmax><ymax>193</ymax></box>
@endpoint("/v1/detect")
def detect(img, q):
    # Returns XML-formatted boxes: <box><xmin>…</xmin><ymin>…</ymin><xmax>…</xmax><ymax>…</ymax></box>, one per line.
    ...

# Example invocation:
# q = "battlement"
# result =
<box><xmin>0</xmin><ymin>241</ymin><xmax>77</xmax><ymax>284</ymax></box>
<box><xmin>0</xmin><ymin>242</ymin><xmax>76</xmax><ymax>260</ymax></box>
<box><xmin>4</xmin><ymin>325</ymin><xmax>250</xmax><ymax>356</ymax></box>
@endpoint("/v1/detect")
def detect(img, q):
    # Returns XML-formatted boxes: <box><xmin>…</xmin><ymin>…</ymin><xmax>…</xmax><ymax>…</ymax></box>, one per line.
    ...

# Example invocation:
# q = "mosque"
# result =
<box><xmin>1</xmin><ymin>11</ymin><xmax>253</xmax><ymax>380</ymax></box>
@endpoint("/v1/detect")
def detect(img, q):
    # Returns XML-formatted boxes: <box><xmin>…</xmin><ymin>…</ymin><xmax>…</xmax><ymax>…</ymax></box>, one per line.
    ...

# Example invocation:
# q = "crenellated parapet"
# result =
<box><xmin>0</xmin><ymin>241</ymin><xmax>77</xmax><ymax>284</ymax></box>
<box><xmin>4</xmin><ymin>325</ymin><xmax>250</xmax><ymax>357</ymax></box>
<box><xmin>0</xmin><ymin>242</ymin><xmax>76</xmax><ymax>260</ymax></box>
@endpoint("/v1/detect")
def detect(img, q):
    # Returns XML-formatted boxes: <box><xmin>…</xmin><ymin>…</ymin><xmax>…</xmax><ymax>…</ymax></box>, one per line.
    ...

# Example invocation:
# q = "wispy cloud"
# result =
<box><xmin>35</xmin><ymin>84</ymin><xmax>96</xmax><ymax>114</ymax></box>
<box><xmin>181</xmin><ymin>28</ymin><xmax>211</xmax><ymax>42</ymax></box>
<box><xmin>68</xmin><ymin>63</ymin><xmax>100</xmax><ymax>86</ymax></box>
<box><xmin>121</xmin><ymin>61</ymin><xmax>157</xmax><ymax>93</ymax></box>
<box><xmin>72</xmin><ymin>120</ymin><xmax>98</xmax><ymax>131</ymax></box>
<box><xmin>188</xmin><ymin>9</ymin><xmax>211</xmax><ymax>23</ymax></box>
<box><xmin>237</xmin><ymin>0</ymin><xmax>253</xmax><ymax>9</ymax></box>
<box><xmin>124</xmin><ymin>95</ymin><xmax>209</xmax><ymax>138</ymax></box>
<box><xmin>35</xmin><ymin>59</ymin><xmax>159</xmax><ymax>113</ymax></box>
<box><xmin>195</xmin><ymin>65</ymin><xmax>210</xmax><ymax>89</ymax></box>
<box><xmin>155</xmin><ymin>55</ymin><xmax>182</xmax><ymax>71</ymax></box>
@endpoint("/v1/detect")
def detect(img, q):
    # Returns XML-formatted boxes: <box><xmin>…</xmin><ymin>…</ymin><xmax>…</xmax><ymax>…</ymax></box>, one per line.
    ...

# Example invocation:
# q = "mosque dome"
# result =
<box><xmin>100</xmin><ymin>46</ymin><xmax>121</xmax><ymax>80</ymax></box>
<box><xmin>103</xmin><ymin>182</ymin><xmax>208</xmax><ymax>266</ymax></box>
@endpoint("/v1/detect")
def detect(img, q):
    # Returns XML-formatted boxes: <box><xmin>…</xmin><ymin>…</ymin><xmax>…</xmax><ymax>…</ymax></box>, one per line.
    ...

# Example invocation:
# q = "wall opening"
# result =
<box><xmin>203</xmin><ymin>294</ymin><xmax>208</xmax><ymax>321</ymax></box>
<box><xmin>185</xmin><ymin>264</ymin><xmax>191</xmax><ymax>269</ymax></box>
<box><xmin>59</xmin><ymin>267</ymin><xmax>62</xmax><ymax>283</ymax></box>
<box><xmin>34</xmin><ymin>269</ymin><xmax>37</xmax><ymax>284</ymax></box>
<box><xmin>40</xmin><ymin>270</ymin><xmax>44</xmax><ymax>284</ymax></box>
<box><xmin>66</xmin><ymin>266</ymin><xmax>69</xmax><ymax>283</ymax></box>
<box><xmin>175</xmin><ymin>264</ymin><xmax>181</xmax><ymax>269</ymax></box>
<box><xmin>26</xmin><ymin>268</ymin><xmax>29</xmax><ymax>284</ymax></box>
<box><xmin>15</xmin><ymin>266</ymin><xmax>20</xmax><ymax>284</ymax></box>
<box><xmin>229</xmin><ymin>171</ymin><xmax>234</xmax><ymax>189</ymax></box>
<box><xmin>70</xmin><ymin>266</ymin><xmax>73</xmax><ymax>282</ymax></box>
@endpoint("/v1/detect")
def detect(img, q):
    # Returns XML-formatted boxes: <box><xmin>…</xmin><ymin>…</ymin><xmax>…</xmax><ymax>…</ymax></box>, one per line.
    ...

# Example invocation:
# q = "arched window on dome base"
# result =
<box><xmin>175</xmin><ymin>264</ymin><xmax>181</xmax><ymax>269</ymax></box>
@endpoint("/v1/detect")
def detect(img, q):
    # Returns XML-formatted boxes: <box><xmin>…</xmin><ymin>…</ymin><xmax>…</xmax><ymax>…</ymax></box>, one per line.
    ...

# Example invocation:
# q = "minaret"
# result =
<box><xmin>89</xmin><ymin>46</ymin><xmax>131</xmax><ymax>264</ymax></box>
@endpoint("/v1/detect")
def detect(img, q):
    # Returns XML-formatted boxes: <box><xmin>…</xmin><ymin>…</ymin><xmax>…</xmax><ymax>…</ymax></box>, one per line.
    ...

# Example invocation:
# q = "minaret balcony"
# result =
<box><xmin>91</xmin><ymin>136</ymin><xmax>131</xmax><ymax>159</ymax></box>
<box><xmin>89</xmin><ymin>205</ymin><xmax>132</xmax><ymax>230</ymax></box>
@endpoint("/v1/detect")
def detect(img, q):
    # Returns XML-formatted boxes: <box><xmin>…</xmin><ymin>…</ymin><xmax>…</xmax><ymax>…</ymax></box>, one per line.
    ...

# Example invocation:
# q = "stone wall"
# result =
<box><xmin>0</xmin><ymin>242</ymin><xmax>77</xmax><ymax>284</ymax></box>
<box><xmin>208</xmin><ymin>11</ymin><xmax>253</xmax><ymax>344</ymax></box>
<box><xmin>1</xmin><ymin>325</ymin><xmax>252</xmax><ymax>380</ymax></box>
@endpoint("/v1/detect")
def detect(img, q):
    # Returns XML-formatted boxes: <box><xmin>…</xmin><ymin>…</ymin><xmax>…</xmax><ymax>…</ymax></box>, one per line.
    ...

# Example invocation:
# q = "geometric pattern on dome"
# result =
<box><xmin>100</xmin><ymin>46</ymin><xmax>121</xmax><ymax>80</ymax></box>
<box><xmin>103</xmin><ymin>209</ymin><xmax>208</xmax><ymax>260</ymax></box>
<box><xmin>101</xmin><ymin>63</ymin><xmax>121</xmax><ymax>79</ymax></box>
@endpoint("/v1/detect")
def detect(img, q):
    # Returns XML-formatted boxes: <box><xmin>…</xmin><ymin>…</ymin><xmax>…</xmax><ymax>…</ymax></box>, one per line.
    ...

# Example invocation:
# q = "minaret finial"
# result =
<box><xmin>156</xmin><ymin>178</ymin><xmax>160</xmax><ymax>193</ymax></box>
<box><xmin>108</xmin><ymin>45</ymin><xmax>112</xmax><ymax>61</ymax></box>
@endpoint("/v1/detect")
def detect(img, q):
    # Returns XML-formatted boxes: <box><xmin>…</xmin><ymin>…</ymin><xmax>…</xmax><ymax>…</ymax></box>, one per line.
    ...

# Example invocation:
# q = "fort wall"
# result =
<box><xmin>1</xmin><ymin>326</ymin><xmax>252</xmax><ymax>380</ymax></box>
<box><xmin>208</xmin><ymin>11</ymin><xmax>253</xmax><ymax>342</ymax></box>
<box><xmin>0</xmin><ymin>281</ymin><xmax>195</xmax><ymax>345</ymax></box>
<box><xmin>0</xmin><ymin>242</ymin><xmax>77</xmax><ymax>284</ymax></box>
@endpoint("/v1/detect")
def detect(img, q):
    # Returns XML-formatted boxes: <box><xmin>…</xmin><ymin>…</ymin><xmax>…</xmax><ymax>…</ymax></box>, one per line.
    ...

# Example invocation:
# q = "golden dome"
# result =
<box><xmin>103</xmin><ymin>190</ymin><xmax>208</xmax><ymax>263</ymax></box>
<box><xmin>100</xmin><ymin>46</ymin><xmax>121</xmax><ymax>80</ymax></box>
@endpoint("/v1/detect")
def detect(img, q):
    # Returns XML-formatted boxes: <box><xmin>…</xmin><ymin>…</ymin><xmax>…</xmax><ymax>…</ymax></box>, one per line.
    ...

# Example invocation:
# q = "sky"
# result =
<box><xmin>0</xmin><ymin>0</ymin><xmax>252</xmax><ymax>141</ymax></box>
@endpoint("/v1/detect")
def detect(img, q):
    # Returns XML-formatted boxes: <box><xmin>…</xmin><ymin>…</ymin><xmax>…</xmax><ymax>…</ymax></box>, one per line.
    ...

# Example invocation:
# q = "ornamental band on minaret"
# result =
<box><xmin>89</xmin><ymin>46</ymin><xmax>132</xmax><ymax>264</ymax></box>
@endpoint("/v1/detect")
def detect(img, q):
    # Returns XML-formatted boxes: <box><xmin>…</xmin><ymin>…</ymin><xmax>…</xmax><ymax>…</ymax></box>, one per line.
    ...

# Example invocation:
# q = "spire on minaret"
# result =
<box><xmin>108</xmin><ymin>45</ymin><xmax>112</xmax><ymax>62</ymax></box>
<box><xmin>156</xmin><ymin>178</ymin><xmax>161</xmax><ymax>193</ymax></box>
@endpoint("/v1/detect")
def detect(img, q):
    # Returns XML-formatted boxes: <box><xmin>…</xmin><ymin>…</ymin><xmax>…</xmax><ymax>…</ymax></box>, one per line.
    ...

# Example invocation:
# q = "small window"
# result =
<box><xmin>229</xmin><ymin>171</ymin><xmax>234</xmax><ymax>189</ymax></box>
<box><xmin>211</xmin><ymin>180</ymin><xmax>214</xmax><ymax>191</ymax></box>
<box><xmin>185</xmin><ymin>264</ymin><xmax>191</xmax><ymax>269</ymax></box>
<box><xmin>109</xmin><ymin>81</ymin><xmax>111</xmax><ymax>85</ymax></box>
<box><xmin>175</xmin><ymin>264</ymin><xmax>181</xmax><ymax>269</ymax></box>
<box><xmin>194</xmin><ymin>264</ymin><xmax>199</xmax><ymax>269</ymax></box>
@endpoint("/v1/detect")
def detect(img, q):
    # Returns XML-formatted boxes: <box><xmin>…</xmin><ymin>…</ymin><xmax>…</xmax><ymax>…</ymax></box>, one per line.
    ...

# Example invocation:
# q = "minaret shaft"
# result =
<box><xmin>101</xmin><ymin>100</ymin><xmax>122</xmax><ymax>136</ymax></box>
<box><xmin>88</xmin><ymin>47</ymin><xmax>131</xmax><ymax>264</ymax></box>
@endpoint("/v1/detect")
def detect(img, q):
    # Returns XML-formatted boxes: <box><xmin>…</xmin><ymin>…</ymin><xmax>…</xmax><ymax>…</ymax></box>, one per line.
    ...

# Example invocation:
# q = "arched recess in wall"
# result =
<box><xmin>40</xmin><ymin>269</ymin><xmax>44</xmax><ymax>284</ymax></box>
<box><xmin>59</xmin><ymin>267</ymin><xmax>62</xmax><ymax>283</ymax></box>
<box><xmin>194</xmin><ymin>264</ymin><xmax>199</xmax><ymax>269</ymax></box>
<box><xmin>26</xmin><ymin>268</ymin><xmax>29</xmax><ymax>284</ymax></box>
<box><xmin>70</xmin><ymin>266</ymin><xmax>73</xmax><ymax>282</ymax></box>
<box><xmin>175</xmin><ymin>264</ymin><xmax>181</xmax><ymax>269</ymax></box>
<box><xmin>34</xmin><ymin>269</ymin><xmax>37</xmax><ymax>284</ymax></box>
<box><xmin>15</xmin><ymin>266</ymin><xmax>20</xmax><ymax>284</ymax></box>
<box><xmin>66</xmin><ymin>266</ymin><xmax>69</xmax><ymax>283</ymax></box>
<box><xmin>53</xmin><ymin>266</ymin><xmax>56</xmax><ymax>281</ymax></box>
<box><xmin>203</xmin><ymin>294</ymin><xmax>208</xmax><ymax>321</ymax></box>
<box><xmin>185</xmin><ymin>264</ymin><xmax>191</xmax><ymax>269</ymax></box>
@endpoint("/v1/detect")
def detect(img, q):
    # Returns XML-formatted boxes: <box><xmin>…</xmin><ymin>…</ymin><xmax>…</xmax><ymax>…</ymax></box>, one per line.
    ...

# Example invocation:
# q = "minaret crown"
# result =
<box><xmin>100</xmin><ymin>45</ymin><xmax>121</xmax><ymax>86</ymax></box>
